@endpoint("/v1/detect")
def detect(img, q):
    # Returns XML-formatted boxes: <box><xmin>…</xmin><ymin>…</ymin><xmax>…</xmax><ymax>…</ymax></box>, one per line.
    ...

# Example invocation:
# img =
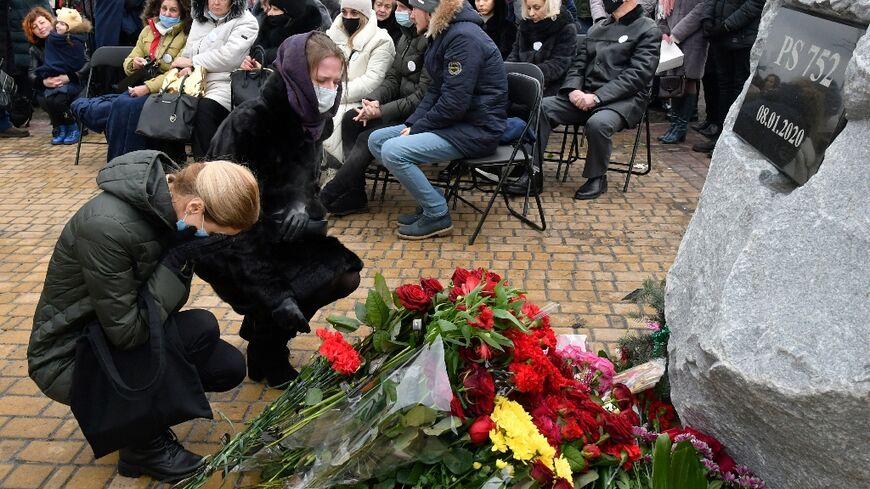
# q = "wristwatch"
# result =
<box><xmin>593</xmin><ymin>94</ymin><xmax>601</xmax><ymax>106</ymax></box>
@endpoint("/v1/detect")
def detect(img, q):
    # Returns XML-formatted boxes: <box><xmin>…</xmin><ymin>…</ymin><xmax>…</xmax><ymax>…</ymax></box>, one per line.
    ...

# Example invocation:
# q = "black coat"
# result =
<box><xmin>9</xmin><ymin>0</ymin><xmax>49</xmax><ymax>68</ymax></box>
<box><xmin>198</xmin><ymin>72</ymin><xmax>362</xmax><ymax>334</ymax></box>
<box><xmin>560</xmin><ymin>6</ymin><xmax>660</xmax><ymax>126</ymax></box>
<box><xmin>407</xmin><ymin>0</ymin><xmax>508</xmax><ymax>159</ymax></box>
<box><xmin>702</xmin><ymin>0</ymin><xmax>764</xmax><ymax>50</ymax></box>
<box><xmin>366</xmin><ymin>24</ymin><xmax>430</xmax><ymax>123</ymax></box>
<box><xmin>475</xmin><ymin>0</ymin><xmax>516</xmax><ymax>59</ymax></box>
<box><xmin>255</xmin><ymin>0</ymin><xmax>323</xmax><ymax>65</ymax></box>
<box><xmin>507</xmin><ymin>10</ymin><xmax>577</xmax><ymax>95</ymax></box>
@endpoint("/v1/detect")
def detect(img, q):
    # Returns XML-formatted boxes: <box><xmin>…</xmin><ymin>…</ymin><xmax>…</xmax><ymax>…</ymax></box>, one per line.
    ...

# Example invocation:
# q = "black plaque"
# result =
<box><xmin>733</xmin><ymin>7</ymin><xmax>865</xmax><ymax>185</ymax></box>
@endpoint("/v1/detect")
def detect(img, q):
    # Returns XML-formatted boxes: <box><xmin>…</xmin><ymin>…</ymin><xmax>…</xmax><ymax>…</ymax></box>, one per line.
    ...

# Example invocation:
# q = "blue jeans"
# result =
<box><xmin>368</xmin><ymin>124</ymin><xmax>463</xmax><ymax>219</ymax></box>
<box><xmin>0</xmin><ymin>110</ymin><xmax>11</xmax><ymax>131</ymax></box>
<box><xmin>106</xmin><ymin>92</ymin><xmax>149</xmax><ymax>161</ymax></box>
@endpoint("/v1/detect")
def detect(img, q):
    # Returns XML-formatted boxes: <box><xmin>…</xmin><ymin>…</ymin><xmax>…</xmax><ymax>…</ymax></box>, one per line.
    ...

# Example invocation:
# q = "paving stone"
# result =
<box><xmin>0</xmin><ymin>464</ymin><xmax>53</xmax><ymax>488</ymax></box>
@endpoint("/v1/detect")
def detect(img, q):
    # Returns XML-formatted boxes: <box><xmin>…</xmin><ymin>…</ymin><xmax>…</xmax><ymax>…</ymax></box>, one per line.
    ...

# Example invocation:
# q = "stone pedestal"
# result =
<box><xmin>665</xmin><ymin>2</ymin><xmax>870</xmax><ymax>488</ymax></box>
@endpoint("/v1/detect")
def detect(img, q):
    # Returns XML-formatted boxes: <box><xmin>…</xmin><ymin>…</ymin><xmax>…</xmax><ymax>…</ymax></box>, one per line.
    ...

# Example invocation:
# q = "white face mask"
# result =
<box><xmin>314</xmin><ymin>84</ymin><xmax>337</xmax><ymax>113</ymax></box>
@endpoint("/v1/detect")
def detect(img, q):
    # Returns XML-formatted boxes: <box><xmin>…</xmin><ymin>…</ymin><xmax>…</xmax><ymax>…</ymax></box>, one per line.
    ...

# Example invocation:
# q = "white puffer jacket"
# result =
<box><xmin>323</xmin><ymin>15</ymin><xmax>396</xmax><ymax>161</ymax></box>
<box><xmin>183</xmin><ymin>11</ymin><xmax>259</xmax><ymax>111</ymax></box>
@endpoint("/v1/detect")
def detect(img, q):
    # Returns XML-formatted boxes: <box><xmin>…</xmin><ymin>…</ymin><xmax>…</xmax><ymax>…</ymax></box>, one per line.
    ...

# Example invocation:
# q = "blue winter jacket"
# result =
<box><xmin>406</xmin><ymin>0</ymin><xmax>508</xmax><ymax>159</ymax></box>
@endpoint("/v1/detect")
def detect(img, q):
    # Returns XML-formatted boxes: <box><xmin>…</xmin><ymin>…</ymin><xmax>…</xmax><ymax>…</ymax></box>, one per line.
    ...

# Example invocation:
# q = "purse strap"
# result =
<box><xmin>85</xmin><ymin>289</ymin><xmax>167</xmax><ymax>396</ymax></box>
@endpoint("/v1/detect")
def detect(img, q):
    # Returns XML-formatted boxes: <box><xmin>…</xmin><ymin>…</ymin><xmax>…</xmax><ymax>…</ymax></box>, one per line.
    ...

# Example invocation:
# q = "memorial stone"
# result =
<box><xmin>665</xmin><ymin>1</ymin><xmax>870</xmax><ymax>488</ymax></box>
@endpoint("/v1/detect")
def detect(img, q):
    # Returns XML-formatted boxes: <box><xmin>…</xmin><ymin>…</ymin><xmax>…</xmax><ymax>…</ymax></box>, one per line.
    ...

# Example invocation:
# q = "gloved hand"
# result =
<box><xmin>702</xmin><ymin>19</ymin><xmax>715</xmax><ymax>37</ymax></box>
<box><xmin>162</xmin><ymin>234</ymin><xmax>232</xmax><ymax>278</ymax></box>
<box><xmin>710</xmin><ymin>22</ymin><xmax>727</xmax><ymax>36</ymax></box>
<box><xmin>278</xmin><ymin>207</ymin><xmax>310</xmax><ymax>242</ymax></box>
<box><xmin>272</xmin><ymin>297</ymin><xmax>309</xmax><ymax>332</ymax></box>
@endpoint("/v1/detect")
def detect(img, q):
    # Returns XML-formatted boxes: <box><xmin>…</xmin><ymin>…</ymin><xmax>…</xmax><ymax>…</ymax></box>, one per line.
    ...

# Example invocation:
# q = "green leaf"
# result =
<box><xmin>422</xmin><ymin>416</ymin><xmax>463</xmax><ymax>436</ymax></box>
<box><xmin>478</xmin><ymin>332</ymin><xmax>506</xmax><ymax>351</ymax></box>
<box><xmin>373</xmin><ymin>330</ymin><xmax>390</xmax><ymax>353</ymax></box>
<box><xmin>460</xmin><ymin>322</ymin><xmax>472</xmax><ymax>341</ymax></box>
<box><xmin>493</xmin><ymin>308</ymin><xmax>526</xmax><ymax>330</ymax></box>
<box><xmin>562</xmin><ymin>444</ymin><xmax>586</xmax><ymax>473</ymax></box>
<box><xmin>355</xmin><ymin>301</ymin><xmax>368</xmax><ymax>323</ymax></box>
<box><xmin>417</xmin><ymin>437</ymin><xmax>449</xmax><ymax>464</ymax></box>
<box><xmin>376</xmin><ymin>478</ymin><xmax>396</xmax><ymax>489</ymax></box>
<box><xmin>574</xmin><ymin>470</ymin><xmax>599</xmax><ymax>488</ymax></box>
<box><xmin>670</xmin><ymin>441</ymin><xmax>707</xmax><ymax>489</ymax></box>
<box><xmin>437</xmin><ymin>319</ymin><xmax>458</xmax><ymax>333</ymax></box>
<box><xmin>403</xmin><ymin>405</ymin><xmax>438</xmax><ymax>427</ymax></box>
<box><xmin>366</xmin><ymin>289</ymin><xmax>390</xmax><ymax>329</ymax></box>
<box><xmin>708</xmin><ymin>481</ymin><xmax>724</xmax><ymax>489</ymax></box>
<box><xmin>327</xmin><ymin>314</ymin><xmax>361</xmax><ymax>334</ymax></box>
<box><xmin>443</xmin><ymin>447</ymin><xmax>474</xmax><ymax>475</ymax></box>
<box><xmin>652</xmin><ymin>433</ymin><xmax>672</xmax><ymax>489</ymax></box>
<box><xmin>304</xmin><ymin>387</ymin><xmax>323</xmax><ymax>406</ymax></box>
<box><xmin>396</xmin><ymin>462</ymin><xmax>424</xmax><ymax>485</ymax></box>
<box><xmin>374</xmin><ymin>272</ymin><xmax>394</xmax><ymax>309</ymax></box>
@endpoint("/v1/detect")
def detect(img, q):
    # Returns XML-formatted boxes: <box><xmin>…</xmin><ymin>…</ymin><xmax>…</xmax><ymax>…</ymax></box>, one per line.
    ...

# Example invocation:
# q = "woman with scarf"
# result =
<box><xmin>241</xmin><ymin>0</ymin><xmax>323</xmax><ymax>69</ymax></box>
<box><xmin>656</xmin><ymin>0</ymin><xmax>706</xmax><ymax>143</ymax></box>
<box><xmin>168</xmin><ymin>0</ymin><xmax>258</xmax><ymax>158</ymax></box>
<box><xmin>506</xmin><ymin>0</ymin><xmax>577</xmax><ymax>95</ymax></box>
<box><xmin>374</xmin><ymin>0</ymin><xmax>401</xmax><ymax>45</ymax></box>
<box><xmin>98</xmin><ymin>0</ymin><xmax>192</xmax><ymax>160</ymax></box>
<box><xmin>474</xmin><ymin>0</ymin><xmax>517</xmax><ymax>60</ymax></box>
<box><xmin>322</xmin><ymin>0</ymin><xmax>395</xmax><ymax>164</ymax></box>
<box><xmin>200</xmin><ymin>32</ymin><xmax>363</xmax><ymax>388</ymax></box>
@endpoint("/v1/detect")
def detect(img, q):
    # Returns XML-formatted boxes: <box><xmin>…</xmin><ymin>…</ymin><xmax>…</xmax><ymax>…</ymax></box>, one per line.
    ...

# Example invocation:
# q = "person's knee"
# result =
<box><xmin>179</xmin><ymin>309</ymin><xmax>220</xmax><ymax>348</ymax></box>
<box><xmin>380</xmin><ymin>139</ymin><xmax>409</xmax><ymax>169</ymax></box>
<box><xmin>337</xmin><ymin>270</ymin><xmax>361</xmax><ymax>298</ymax></box>
<box><xmin>207</xmin><ymin>342</ymin><xmax>246</xmax><ymax>392</ymax></box>
<box><xmin>585</xmin><ymin>113</ymin><xmax>618</xmax><ymax>139</ymax></box>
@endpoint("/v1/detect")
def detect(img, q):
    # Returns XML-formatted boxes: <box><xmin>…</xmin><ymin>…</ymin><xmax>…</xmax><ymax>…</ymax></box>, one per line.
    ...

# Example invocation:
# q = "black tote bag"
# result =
<box><xmin>70</xmin><ymin>290</ymin><xmax>213</xmax><ymax>458</ymax></box>
<box><xmin>136</xmin><ymin>75</ymin><xmax>200</xmax><ymax>142</ymax></box>
<box><xmin>230</xmin><ymin>46</ymin><xmax>273</xmax><ymax>109</ymax></box>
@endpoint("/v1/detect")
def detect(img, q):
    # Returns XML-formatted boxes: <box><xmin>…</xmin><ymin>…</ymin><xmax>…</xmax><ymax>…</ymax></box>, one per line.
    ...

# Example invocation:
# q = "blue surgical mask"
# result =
<box><xmin>159</xmin><ymin>15</ymin><xmax>181</xmax><ymax>28</ymax></box>
<box><xmin>395</xmin><ymin>11</ymin><xmax>413</xmax><ymax>28</ymax></box>
<box><xmin>176</xmin><ymin>213</ymin><xmax>209</xmax><ymax>237</ymax></box>
<box><xmin>314</xmin><ymin>84</ymin><xmax>337</xmax><ymax>113</ymax></box>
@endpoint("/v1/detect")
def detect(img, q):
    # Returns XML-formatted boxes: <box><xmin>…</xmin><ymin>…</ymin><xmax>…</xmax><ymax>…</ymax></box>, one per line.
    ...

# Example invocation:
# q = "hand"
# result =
<box><xmin>278</xmin><ymin>207</ymin><xmax>309</xmax><ymax>241</ymax></box>
<box><xmin>400</xmin><ymin>127</ymin><xmax>411</xmax><ymax>136</ymax></box>
<box><xmin>578</xmin><ymin>93</ymin><xmax>597</xmax><ymax>111</ymax></box>
<box><xmin>272</xmin><ymin>297</ymin><xmax>308</xmax><ymax>331</ymax></box>
<box><xmin>133</xmin><ymin>56</ymin><xmax>148</xmax><ymax>69</ymax></box>
<box><xmin>127</xmin><ymin>85</ymin><xmax>150</xmax><ymax>97</ymax></box>
<box><xmin>42</xmin><ymin>76</ymin><xmax>59</xmax><ymax>88</ymax></box>
<box><xmin>362</xmin><ymin>100</ymin><xmax>381</xmax><ymax>121</ymax></box>
<box><xmin>171</xmin><ymin>56</ymin><xmax>192</xmax><ymax>69</ymax></box>
<box><xmin>177</xmin><ymin>67</ymin><xmax>192</xmax><ymax>77</ymax></box>
<box><xmin>662</xmin><ymin>33</ymin><xmax>672</xmax><ymax>44</ymax></box>
<box><xmin>710</xmin><ymin>22</ymin><xmax>727</xmax><ymax>35</ymax></box>
<box><xmin>240</xmin><ymin>55</ymin><xmax>261</xmax><ymax>70</ymax></box>
<box><xmin>568</xmin><ymin>89</ymin><xmax>586</xmax><ymax>109</ymax></box>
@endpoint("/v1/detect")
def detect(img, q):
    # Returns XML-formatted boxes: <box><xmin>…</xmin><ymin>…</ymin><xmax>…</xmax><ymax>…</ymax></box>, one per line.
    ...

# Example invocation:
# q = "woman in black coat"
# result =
<box><xmin>507</xmin><ymin>0</ymin><xmax>577</xmax><ymax>95</ymax></box>
<box><xmin>200</xmin><ymin>32</ymin><xmax>363</xmax><ymax>387</ymax></box>
<box><xmin>242</xmin><ymin>0</ymin><xmax>324</xmax><ymax>68</ymax></box>
<box><xmin>474</xmin><ymin>0</ymin><xmax>517</xmax><ymax>60</ymax></box>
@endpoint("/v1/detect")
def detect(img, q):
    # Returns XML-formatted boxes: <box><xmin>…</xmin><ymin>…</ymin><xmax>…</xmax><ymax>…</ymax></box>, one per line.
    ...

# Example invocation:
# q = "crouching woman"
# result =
<box><xmin>27</xmin><ymin>151</ymin><xmax>260</xmax><ymax>481</ymax></box>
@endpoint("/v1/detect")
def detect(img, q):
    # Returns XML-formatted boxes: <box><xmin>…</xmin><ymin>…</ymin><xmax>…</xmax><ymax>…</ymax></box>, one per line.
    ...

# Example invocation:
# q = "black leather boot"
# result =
<box><xmin>246</xmin><ymin>340</ymin><xmax>299</xmax><ymax>387</ymax></box>
<box><xmin>118</xmin><ymin>430</ymin><xmax>203</xmax><ymax>482</ymax></box>
<box><xmin>573</xmin><ymin>176</ymin><xmax>608</xmax><ymax>200</ymax></box>
<box><xmin>503</xmin><ymin>165</ymin><xmax>543</xmax><ymax>196</ymax></box>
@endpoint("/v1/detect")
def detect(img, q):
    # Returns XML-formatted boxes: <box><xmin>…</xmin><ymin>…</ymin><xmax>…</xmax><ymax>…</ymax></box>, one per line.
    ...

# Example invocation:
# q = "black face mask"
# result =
<box><xmin>603</xmin><ymin>0</ymin><xmax>623</xmax><ymax>14</ymax></box>
<box><xmin>264</xmin><ymin>13</ymin><xmax>290</xmax><ymax>27</ymax></box>
<box><xmin>342</xmin><ymin>17</ymin><xmax>361</xmax><ymax>35</ymax></box>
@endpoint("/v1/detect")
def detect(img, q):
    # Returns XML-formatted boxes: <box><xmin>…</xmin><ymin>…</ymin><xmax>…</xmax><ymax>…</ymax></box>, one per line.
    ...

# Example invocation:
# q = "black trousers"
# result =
<box><xmin>711</xmin><ymin>44</ymin><xmax>751</xmax><ymax>126</ymax></box>
<box><xmin>541</xmin><ymin>94</ymin><xmax>628</xmax><ymax>179</ymax></box>
<box><xmin>700</xmin><ymin>52</ymin><xmax>719</xmax><ymax>124</ymax></box>
<box><xmin>39</xmin><ymin>91</ymin><xmax>76</xmax><ymax>127</ymax></box>
<box><xmin>323</xmin><ymin>110</ymin><xmax>391</xmax><ymax>195</ymax></box>
<box><xmin>191</xmin><ymin>98</ymin><xmax>230</xmax><ymax>159</ymax></box>
<box><xmin>174</xmin><ymin>309</ymin><xmax>246</xmax><ymax>393</ymax></box>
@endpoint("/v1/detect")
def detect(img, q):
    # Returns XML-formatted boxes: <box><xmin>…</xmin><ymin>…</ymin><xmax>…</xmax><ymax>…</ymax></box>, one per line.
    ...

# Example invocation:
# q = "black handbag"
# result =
<box><xmin>658</xmin><ymin>75</ymin><xmax>686</xmax><ymax>99</ymax></box>
<box><xmin>136</xmin><ymin>74</ymin><xmax>200</xmax><ymax>141</ymax></box>
<box><xmin>70</xmin><ymin>290</ymin><xmax>213</xmax><ymax>458</ymax></box>
<box><xmin>0</xmin><ymin>58</ymin><xmax>17</xmax><ymax>108</ymax></box>
<box><xmin>230</xmin><ymin>46</ymin><xmax>273</xmax><ymax>108</ymax></box>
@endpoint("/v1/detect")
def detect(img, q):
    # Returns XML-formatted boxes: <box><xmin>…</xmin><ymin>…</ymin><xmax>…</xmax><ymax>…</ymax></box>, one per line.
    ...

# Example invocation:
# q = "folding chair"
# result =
<box><xmin>445</xmin><ymin>66</ymin><xmax>547</xmax><ymax>245</ymax></box>
<box><xmin>74</xmin><ymin>45</ymin><xmax>133</xmax><ymax>166</ymax></box>
<box><xmin>543</xmin><ymin>34</ymin><xmax>587</xmax><ymax>180</ymax></box>
<box><xmin>556</xmin><ymin>88</ymin><xmax>653</xmax><ymax>192</ymax></box>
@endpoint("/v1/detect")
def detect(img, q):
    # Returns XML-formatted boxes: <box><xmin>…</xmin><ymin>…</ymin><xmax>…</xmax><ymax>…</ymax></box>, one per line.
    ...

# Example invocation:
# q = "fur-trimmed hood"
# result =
<box><xmin>426</xmin><ymin>0</ymin><xmax>477</xmax><ymax>38</ymax></box>
<box><xmin>192</xmin><ymin>0</ymin><xmax>247</xmax><ymax>23</ymax></box>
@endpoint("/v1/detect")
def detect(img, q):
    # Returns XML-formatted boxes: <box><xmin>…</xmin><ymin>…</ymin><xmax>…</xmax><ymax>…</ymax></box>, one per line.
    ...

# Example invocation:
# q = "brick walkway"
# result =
<box><xmin>0</xmin><ymin>114</ymin><xmax>711</xmax><ymax>488</ymax></box>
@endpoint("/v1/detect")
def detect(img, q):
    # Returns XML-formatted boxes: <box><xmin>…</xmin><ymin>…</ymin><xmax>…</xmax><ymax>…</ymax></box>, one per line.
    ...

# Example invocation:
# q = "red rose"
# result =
<box><xmin>582</xmin><ymin>444</ymin><xmax>601</xmax><ymax>459</ymax></box>
<box><xmin>553</xmin><ymin>479</ymin><xmax>573</xmax><ymax>489</ymax></box>
<box><xmin>467</xmin><ymin>415</ymin><xmax>495</xmax><ymax>444</ymax></box>
<box><xmin>452</xmin><ymin>267</ymin><xmax>472</xmax><ymax>287</ymax></box>
<box><xmin>450</xmin><ymin>393</ymin><xmax>466</xmax><ymax>421</ymax></box>
<box><xmin>420</xmin><ymin>277</ymin><xmax>444</xmax><ymax>297</ymax></box>
<box><xmin>463</xmin><ymin>363</ymin><xmax>496</xmax><ymax>416</ymax></box>
<box><xmin>611</xmin><ymin>383</ymin><xmax>634</xmax><ymax>411</ymax></box>
<box><xmin>529</xmin><ymin>461</ymin><xmax>554</xmax><ymax>485</ymax></box>
<box><xmin>395</xmin><ymin>284</ymin><xmax>431</xmax><ymax>312</ymax></box>
<box><xmin>622</xmin><ymin>443</ymin><xmax>642</xmax><ymax>470</ymax></box>
<box><xmin>603</xmin><ymin>411</ymin><xmax>634</xmax><ymax>443</ymax></box>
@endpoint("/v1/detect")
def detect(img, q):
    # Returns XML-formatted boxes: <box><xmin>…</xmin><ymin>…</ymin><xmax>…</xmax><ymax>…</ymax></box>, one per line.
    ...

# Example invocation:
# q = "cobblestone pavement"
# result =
<box><xmin>0</xmin><ymin>114</ymin><xmax>711</xmax><ymax>488</ymax></box>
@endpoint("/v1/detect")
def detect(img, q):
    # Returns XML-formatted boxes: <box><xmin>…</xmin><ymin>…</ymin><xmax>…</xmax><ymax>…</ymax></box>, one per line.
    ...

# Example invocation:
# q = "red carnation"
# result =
<box><xmin>419</xmin><ymin>277</ymin><xmax>444</xmax><ymax>297</ymax></box>
<box><xmin>648</xmin><ymin>400</ymin><xmax>677</xmax><ymax>431</ymax></box>
<box><xmin>395</xmin><ymin>284</ymin><xmax>431</xmax><ymax>312</ymax></box>
<box><xmin>603</xmin><ymin>411</ymin><xmax>635</xmax><ymax>443</ymax></box>
<box><xmin>316</xmin><ymin>328</ymin><xmax>362</xmax><ymax>375</ymax></box>
<box><xmin>510</xmin><ymin>362</ymin><xmax>545</xmax><ymax>394</ymax></box>
<box><xmin>467</xmin><ymin>415</ymin><xmax>495</xmax><ymax>444</ymax></box>
<box><xmin>582</xmin><ymin>444</ymin><xmax>601</xmax><ymax>459</ymax></box>
<box><xmin>463</xmin><ymin>363</ymin><xmax>496</xmax><ymax>417</ymax></box>
<box><xmin>450</xmin><ymin>393</ymin><xmax>466</xmax><ymax>421</ymax></box>
<box><xmin>468</xmin><ymin>304</ymin><xmax>494</xmax><ymax>330</ymax></box>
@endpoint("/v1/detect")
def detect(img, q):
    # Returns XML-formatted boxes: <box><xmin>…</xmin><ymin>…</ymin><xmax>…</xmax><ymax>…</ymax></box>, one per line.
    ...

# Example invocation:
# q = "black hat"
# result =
<box><xmin>408</xmin><ymin>0</ymin><xmax>439</xmax><ymax>13</ymax></box>
<box><xmin>271</xmin><ymin>0</ymin><xmax>307</xmax><ymax>17</ymax></box>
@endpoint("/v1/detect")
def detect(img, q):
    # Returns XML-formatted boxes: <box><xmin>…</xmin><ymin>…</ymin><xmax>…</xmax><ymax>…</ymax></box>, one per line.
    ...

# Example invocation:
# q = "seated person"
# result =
<box><xmin>374</xmin><ymin>0</ymin><xmax>402</xmax><ymax>45</ymax></box>
<box><xmin>242</xmin><ymin>0</ymin><xmax>323</xmax><ymax>68</ymax></box>
<box><xmin>507</xmin><ymin>0</ymin><xmax>576</xmax><ymax>95</ymax></box>
<box><xmin>323</xmin><ymin>0</ymin><xmax>395</xmax><ymax>163</ymax></box>
<box><xmin>168</xmin><ymin>0</ymin><xmax>258</xmax><ymax>159</ymax></box>
<box><xmin>319</xmin><ymin>0</ymin><xmax>429</xmax><ymax>215</ymax></box>
<box><xmin>368</xmin><ymin>0</ymin><xmax>507</xmax><ymax>240</ymax></box>
<box><xmin>473</xmin><ymin>0</ymin><xmax>516</xmax><ymax>60</ymax></box>
<box><xmin>102</xmin><ymin>0</ymin><xmax>191</xmax><ymax>161</ymax></box>
<box><xmin>541</xmin><ymin>0</ymin><xmax>658</xmax><ymax>200</ymax></box>
<box><xmin>28</xmin><ymin>7</ymin><xmax>91</xmax><ymax>145</ymax></box>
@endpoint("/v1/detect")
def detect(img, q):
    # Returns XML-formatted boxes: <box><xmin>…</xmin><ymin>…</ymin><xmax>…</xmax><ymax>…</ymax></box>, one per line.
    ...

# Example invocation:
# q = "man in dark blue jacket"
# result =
<box><xmin>368</xmin><ymin>0</ymin><xmax>508</xmax><ymax>240</ymax></box>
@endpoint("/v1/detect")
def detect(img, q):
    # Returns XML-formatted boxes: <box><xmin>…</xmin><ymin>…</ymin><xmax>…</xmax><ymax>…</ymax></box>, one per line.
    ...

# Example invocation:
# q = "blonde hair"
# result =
<box><xmin>167</xmin><ymin>161</ymin><xmax>260</xmax><ymax>231</ymax></box>
<box><xmin>521</xmin><ymin>0</ymin><xmax>561</xmax><ymax>20</ymax></box>
<box><xmin>347</xmin><ymin>11</ymin><xmax>368</xmax><ymax>47</ymax></box>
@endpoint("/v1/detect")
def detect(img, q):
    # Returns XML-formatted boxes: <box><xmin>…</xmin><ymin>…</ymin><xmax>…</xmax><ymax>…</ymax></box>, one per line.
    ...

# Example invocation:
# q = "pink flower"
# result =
<box><xmin>646</xmin><ymin>321</ymin><xmax>661</xmax><ymax>331</ymax></box>
<box><xmin>558</xmin><ymin>345</ymin><xmax>616</xmax><ymax>391</ymax></box>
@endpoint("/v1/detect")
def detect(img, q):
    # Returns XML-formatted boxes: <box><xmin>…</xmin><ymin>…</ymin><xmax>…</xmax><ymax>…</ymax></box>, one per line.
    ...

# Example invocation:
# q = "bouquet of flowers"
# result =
<box><xmin>177</xmin><ymin>268</ymin><xmax>764</xmax><ymax>489</ymax></box>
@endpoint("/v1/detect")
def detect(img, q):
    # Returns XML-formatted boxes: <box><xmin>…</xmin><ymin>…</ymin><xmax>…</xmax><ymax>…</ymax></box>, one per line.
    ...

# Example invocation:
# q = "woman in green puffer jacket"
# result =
<box><xmin>27</xmin><ymin>150</ymin><xmax>260</xmax><ymax>481</ymax></box>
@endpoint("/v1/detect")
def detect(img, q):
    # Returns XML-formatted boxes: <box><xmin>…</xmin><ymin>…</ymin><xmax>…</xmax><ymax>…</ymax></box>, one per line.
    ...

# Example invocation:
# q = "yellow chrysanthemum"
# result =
<box><xmin>472</xmin><ymin>462</ymin><xmax>482</xmax><ymax>470</ymax></box>
<box><xmin>554</xmin><ymin>455</ymin><xmax>574</xmax><ymax>484</ymax></box>
<box><xmin>495</xmin><ymin>459</ymin><xmax>508</xmax><ymax>469</ymax></box>
<box><xmin>489</xmin><ymin>396</ymin><xmax>563</xmax><ymax>474</ymax></box>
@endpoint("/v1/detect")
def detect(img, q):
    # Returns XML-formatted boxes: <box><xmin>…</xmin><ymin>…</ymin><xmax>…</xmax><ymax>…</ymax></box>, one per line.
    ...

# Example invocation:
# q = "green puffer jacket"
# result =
<box><xmin>28</xmin><ymin>151</ymin><xmax>191</xmax><ymax>405</ymax></box>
